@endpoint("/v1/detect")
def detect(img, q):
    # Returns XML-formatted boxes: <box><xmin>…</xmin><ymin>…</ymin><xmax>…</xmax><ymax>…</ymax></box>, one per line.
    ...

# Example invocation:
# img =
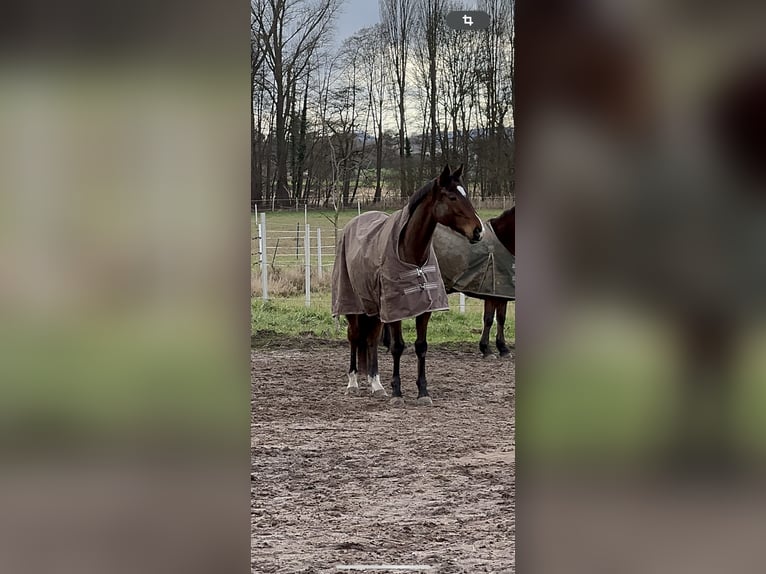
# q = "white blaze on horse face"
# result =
<box><xmin>457</xmin><ymin>185</ymin><xmax>467</xmax><ymax>197</ymax></box>
<box><xmin>476</xmin><ymin>212</ymin><xmax>485</xmax><ymax>239</ymax></box>
<box><xmin>369</xmin><ymin>374</ymin><xmax>384</xmax><ymax>393</ymax></box>
<box><xmin>347</xmin><ymin>371</ymin><xmax>359</xmax><ymax>389</ymax></box>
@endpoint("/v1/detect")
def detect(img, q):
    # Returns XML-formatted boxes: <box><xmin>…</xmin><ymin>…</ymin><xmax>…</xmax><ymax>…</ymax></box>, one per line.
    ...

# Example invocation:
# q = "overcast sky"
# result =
<box><xmin>332</xmin><ymin>0</ymin><xmax>482</xmax><ymax>45</ymax></box>
<box><xmin>333</xmin><ymin>0</ymin><xmax>381</xmax><ymax>44</ymax></box>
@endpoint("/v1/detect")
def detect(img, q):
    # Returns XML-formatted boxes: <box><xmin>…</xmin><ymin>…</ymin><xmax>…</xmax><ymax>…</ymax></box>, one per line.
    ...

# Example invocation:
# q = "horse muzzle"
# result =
<box><xmin>469</xmin><ymin>225</ymin><xmax>484</xmax><ymax>243</ymax></box>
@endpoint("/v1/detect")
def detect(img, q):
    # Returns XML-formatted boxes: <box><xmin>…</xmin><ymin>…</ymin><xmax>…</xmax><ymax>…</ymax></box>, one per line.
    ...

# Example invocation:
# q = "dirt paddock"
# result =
<box><xmin>251</xmin><ymin>340</ymin><xmax>515</xmax><ymax>573</ymax></box>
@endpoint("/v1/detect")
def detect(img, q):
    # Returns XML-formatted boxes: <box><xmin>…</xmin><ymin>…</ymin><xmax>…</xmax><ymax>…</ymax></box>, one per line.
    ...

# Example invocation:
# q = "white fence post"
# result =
<box><xmin>305</xmin><ymin>223</ymin><xmax>311</xmax><ymax>307</ymax></box>
<box><xmin>316</xmin><ymin>227</ymin><xmax>323</xmax><ymax>278</ymax></box>
<box><xmin>459</xmin><ymin>293</ymin><xmax>465</xmax><ymax>313</ymax></box>
<box><xmin>357</xmin><ymin>200</ymin><xmax>361</xmax><ymax>216</ymax></box>
<box><xmin>260</xmin><ymin>213</ymin><xmax>268</xmax><ymax>301</ymax></box>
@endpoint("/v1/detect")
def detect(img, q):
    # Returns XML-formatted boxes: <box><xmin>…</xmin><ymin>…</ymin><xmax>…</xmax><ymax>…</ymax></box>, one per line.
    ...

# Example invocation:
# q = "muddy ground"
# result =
<box><xmin>251</xmin><ymin>340</ymin><xmax>515</xmax><ymax>573</ymax></box>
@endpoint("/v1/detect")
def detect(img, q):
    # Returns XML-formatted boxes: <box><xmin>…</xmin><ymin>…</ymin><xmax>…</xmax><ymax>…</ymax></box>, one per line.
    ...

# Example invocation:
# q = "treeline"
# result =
<box><xmin>251</xmin><ymin>0</ymin><xmax>514</xmax><ymax>209</ymax></box>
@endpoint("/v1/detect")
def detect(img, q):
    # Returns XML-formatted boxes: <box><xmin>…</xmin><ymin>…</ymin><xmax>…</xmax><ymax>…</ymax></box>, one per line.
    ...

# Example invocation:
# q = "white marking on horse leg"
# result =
<box><xmin>369</xmin><ymin>374</ymin><xmax>387</xmax><ymax>397</ymax></box>
<box><xmin>347</xmin><ymin>371</ymin><xmax>359</xmax><ymax>390</ymax></box>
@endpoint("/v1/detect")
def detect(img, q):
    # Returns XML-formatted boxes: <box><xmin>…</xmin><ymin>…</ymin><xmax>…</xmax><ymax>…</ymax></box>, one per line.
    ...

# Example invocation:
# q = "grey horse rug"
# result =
<box><xmin>432</xmin><ymin>221</ymin><xmax>515</xmax><ymax>300</ymax></box>
<box><xmin>331</xmin><ymin>209</ymin><xmax>449</xmax><ymax>323</ymax></box>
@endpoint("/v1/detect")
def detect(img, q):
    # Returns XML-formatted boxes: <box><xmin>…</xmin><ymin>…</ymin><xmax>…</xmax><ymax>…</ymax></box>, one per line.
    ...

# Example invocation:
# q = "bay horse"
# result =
<box><xmin>480</xmin><ymin>207</ymin><xmax>515</xmax><ymax>358</ymax></box>
<box><xmin>332</xmin><ymin>164</ymin><xmax>484</xmax><ymax>406</ymax></box>
<box><xmin>391</xmin><ymin>206</ymin><xmax>515</xmax><ymax>358</ymax></box>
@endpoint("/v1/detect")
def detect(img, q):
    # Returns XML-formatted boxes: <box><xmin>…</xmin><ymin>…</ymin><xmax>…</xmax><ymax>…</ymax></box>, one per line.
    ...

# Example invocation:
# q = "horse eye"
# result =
<box><xmin>448</xmin><ymin>194</ymin><xmax>458</xmax><ymax>201</ymax></box>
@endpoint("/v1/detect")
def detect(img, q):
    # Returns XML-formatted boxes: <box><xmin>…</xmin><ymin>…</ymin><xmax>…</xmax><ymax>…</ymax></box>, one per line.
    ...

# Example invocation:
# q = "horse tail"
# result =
<box><xmin>381</xmin><ymin>323</ymin><xmax>391</xmax><ymax>350</ymax></box>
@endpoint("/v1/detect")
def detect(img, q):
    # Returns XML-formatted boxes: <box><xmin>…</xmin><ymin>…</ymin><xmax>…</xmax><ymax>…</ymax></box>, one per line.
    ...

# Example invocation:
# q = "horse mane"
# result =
<box><xmin>407</xmin><ymin>179</ymin><xmax>437</xmax><ymax>214</ymax></box>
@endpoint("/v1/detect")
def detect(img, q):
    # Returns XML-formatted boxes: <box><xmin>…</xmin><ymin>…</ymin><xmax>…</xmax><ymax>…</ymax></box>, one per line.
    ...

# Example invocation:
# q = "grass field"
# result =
<box><xmin>251</xmin><ymin>292</ymin><xmax>515</xmax><ymax>346</ymax></box>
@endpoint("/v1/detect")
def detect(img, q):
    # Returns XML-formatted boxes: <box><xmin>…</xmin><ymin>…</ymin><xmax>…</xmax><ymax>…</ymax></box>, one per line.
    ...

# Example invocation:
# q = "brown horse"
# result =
<box><xmin>332</xmin><ymin>164</ymin><xmax>483</xmax><ymax>406</ymax></box>
<box><xmin>479</xmin><ymin>206</ymin><xmax>515</xmax><ymax>358</ymax></box>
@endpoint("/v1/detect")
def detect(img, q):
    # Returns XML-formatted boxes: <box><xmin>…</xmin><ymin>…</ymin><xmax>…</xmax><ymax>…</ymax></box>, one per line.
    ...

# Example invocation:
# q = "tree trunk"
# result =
<box><xmin>428</xmin><ymin>26</ymin><xmax>437</xmax><ymax>170</ymax></box>
<box><xmin>274</xmin><ymin>72</ymin><xmax>291</xmax><ymax>207</ymax></box>
<box><xmin>398</xmin><ymin>96</ymin><xmax>407</xmax><ymax>199</ymax></box>
<box><xmin>374</xmin><ymin>119</ymin><xmax>383</xmax><ymax>203</ymax></box>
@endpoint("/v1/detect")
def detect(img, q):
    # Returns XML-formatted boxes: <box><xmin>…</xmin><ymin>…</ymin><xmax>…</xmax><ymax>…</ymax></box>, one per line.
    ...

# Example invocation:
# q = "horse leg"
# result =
<box><xmin>365</xmin><ymin>317</ymin><xmax>387</xmax><ymax>398</ymax></box>
<box><xmin>381</xmin><ymin>323</ymin><xmax>391</xmax><ymax>351</ymax></box>
<box><xmin>345</xmin><ymin>315</ymin><xmax>361</xmax><ymax>395</ymax></box>
<box><xmin>415</xmin><ymin>312</ymin><xmax>433</xmax><ymax>406</ymax></box>
<box><xmin>495</xmin><ymin>300</ymin><xmax>511</xmax><ymax>357</ymax></box>
<box><xmin>388</xmin><ymin>320</ymin><xmax>405</xmax><ymax>407</ymax></box>
<box><xmin>480</xmin><ymin>300</ymin><xmax>495</xmax><ymax>358</ymax></box>
<box><xmin>357</xmin><ymin>317</ymin><xmax>369</xmax><ymax>385</ymax></box>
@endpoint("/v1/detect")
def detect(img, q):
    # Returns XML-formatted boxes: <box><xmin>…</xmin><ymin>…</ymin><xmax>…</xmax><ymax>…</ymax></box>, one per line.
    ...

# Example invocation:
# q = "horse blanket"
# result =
<box><xmin>432</xmin><ymin>221</ymin><xmax>515</xmax><ymax>300</ymax></box>
<box><xmin>331</xmin><ymin>209</ymin><xmax>449</xmax><ymax>323</ymax></box>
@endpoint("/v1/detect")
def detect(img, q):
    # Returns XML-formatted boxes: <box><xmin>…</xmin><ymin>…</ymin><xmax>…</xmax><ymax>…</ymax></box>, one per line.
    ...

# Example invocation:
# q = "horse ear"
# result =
<box><xmin>452</xmin><ymin>164</ymin><xmax>463</xmax><ymax>179</ymax></box>
<box><xmin>439</xmin><ymin>164</ymin><xmax>451</xmax><ymax>187</ymax></box>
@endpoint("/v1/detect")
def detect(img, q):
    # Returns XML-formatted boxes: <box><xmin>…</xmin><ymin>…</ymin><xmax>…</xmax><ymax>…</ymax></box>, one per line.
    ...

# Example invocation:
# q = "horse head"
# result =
<box><xmin>431</xmin><ymin>164</ymin><xmax>484</xmax><ymax>243</ymax></box>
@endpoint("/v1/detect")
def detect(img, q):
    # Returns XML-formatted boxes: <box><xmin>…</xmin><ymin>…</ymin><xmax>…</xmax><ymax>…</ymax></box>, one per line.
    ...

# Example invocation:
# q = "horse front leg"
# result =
<box><xmin>495</xmin><ymin>300</ymin><xmax>511</xmax><ymax>357</ymax></box>
<box><xmin>365</xmin><ymin>317</ymin><xmax>387</xmax><ymax>398</ymax></box>
<box><xmin>388</xmin><ymin>320</ymin><xmax>405</xmax><ymax>407</ymax></box>
<box><xmin>415</xmin><ymin>312</ymin><xmax>433</xmax><ymax>406</ymax></box>
<box><xmin>480</xmin><ymin>300</ymin><xmax>495</xmax><ymax>358</ymax></box>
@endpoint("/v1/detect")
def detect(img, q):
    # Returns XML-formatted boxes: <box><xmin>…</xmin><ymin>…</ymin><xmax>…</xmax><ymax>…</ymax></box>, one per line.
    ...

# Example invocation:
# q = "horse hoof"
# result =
<box><xmin>417</xmin><ymin>396</ymin><xmax>433</xmax><ymax>407</ymax></box>
<box><xmin>390</xmin><ymin>396</ymin><xmax>405</xmax><ymax>408</ymax></box>
<box><xmin>483</xmin><ymin>353</ymin><xmax>496</xmax><ymax>360</ymax></box>
<box><xmin>345</xmin><ymin>386</ymin><xmax>361</xmax><ymax>396</ymax></box>
<box><xmin>372</xmin><ymin>389</ymin><xmax>388</xmax><ymax>399</ymax></box>
<box><xmin>499</xmin><ymin>350</ymin><xmax>511</xmax><ymax>358</ymax></box>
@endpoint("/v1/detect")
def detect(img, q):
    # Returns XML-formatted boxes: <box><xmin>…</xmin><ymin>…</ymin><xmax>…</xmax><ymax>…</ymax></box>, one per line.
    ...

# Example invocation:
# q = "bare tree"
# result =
<box><xmin>252</xmin><ymin>0</ymin><xmax>340</xmax><ymax>207</ymax></box>
<box><xmin>357</xmin><ymin>24</ymin><xmax>388</xmax><ymax>203</ymax></box>
<box><xmin>477</xmin><ymin>0</ymin><xmax>514</xmax><ymax>197</ymax></box>
<box><xmin>357</xmin><ymin>25</ymin><xmax>388</xmax><ymax>203</ymax></box>
<box><xmin>380</xmin><ymin>0</ymin><xmax>415</xmax><ymax>198</ymax></box>
<box><xmin>438</xmin><ymin>1</ymin><xmax>476</xmax><ymax>167</ymax></box>
<box><xmin>416</xmin><ymin>0</ymin><xmax>446</xmax><ymax>173</ymax></box>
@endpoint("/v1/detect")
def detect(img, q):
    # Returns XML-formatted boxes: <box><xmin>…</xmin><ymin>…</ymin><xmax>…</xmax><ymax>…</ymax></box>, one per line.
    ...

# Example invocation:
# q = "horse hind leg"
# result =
<box><xmin>365</xmin><ymin>317</ymin><xmax>387</xmax><ymax>399</ymax></box>
<box><xmin>381</xmin><ymin>323</ymin><xmax>391</xmax><ymax>350</ymax></box>
<box><xmin>480</xmin><ymin>300</ymin><xmax>496</xmax><ymax>359</ymax></box>
<box><xmin>345</xmin><ymin>315</ymin><xmax>361</xmax><ymax>395</ymax></box>
<box><xmin>495</xmin><ymin>301</ymin><xmax>511</xmax><ymax>357</ymax></box>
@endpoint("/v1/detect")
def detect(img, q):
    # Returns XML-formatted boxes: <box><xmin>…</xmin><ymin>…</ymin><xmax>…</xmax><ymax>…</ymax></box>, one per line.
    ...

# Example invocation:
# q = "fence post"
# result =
<box><xmin>459</xmin><ymin>292</ymin><xmax>465</xmax><ymax>313</ymax></box>
<box><xmin>260</xmin><ymin>213</ymin><xmax>268</xmax><ymax>301</ymax></box>
<box><xmin>316</xmin><ymin>227</ymin><xmax>323</xmax><ymax>278</ymax></box>
<box><xmin>357</xmin><ymin>200</ymin><xmax>361</xmax><ymax>216</ymax></box>
<box><xmin>305</xmin><ymin>223</ymin><xmax>311</xmax><ymax>307</ymax></box>
<box><xmin>296</xmin><ymin>223</ymin><xmax>299</xmax><ymax>260</ymax></box>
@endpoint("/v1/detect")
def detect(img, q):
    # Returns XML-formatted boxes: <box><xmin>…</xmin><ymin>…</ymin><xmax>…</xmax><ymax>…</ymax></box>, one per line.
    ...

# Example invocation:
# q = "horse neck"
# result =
<box><xmin>399</xmin><ymin>195</ymin><xmax>437</xmax><ymax>266</ymax></box>
<box><xmin>491</xmin><ymin>215</ymin><xmax>515</xmax><ymax>255</ymax></box>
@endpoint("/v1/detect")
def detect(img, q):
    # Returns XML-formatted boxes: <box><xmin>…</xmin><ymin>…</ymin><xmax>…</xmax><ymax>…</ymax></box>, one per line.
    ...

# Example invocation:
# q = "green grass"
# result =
<box><xmin>251</xmin><ymin>292</ymin><xmax>515</xmax><ymax>346</ymax></box>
